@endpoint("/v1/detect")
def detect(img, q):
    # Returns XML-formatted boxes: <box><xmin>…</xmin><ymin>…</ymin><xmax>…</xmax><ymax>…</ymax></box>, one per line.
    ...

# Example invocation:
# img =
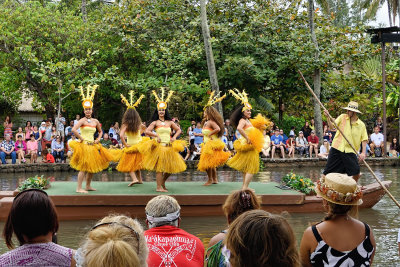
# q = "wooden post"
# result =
<box><xmin>382</xmin><ymin>41</ymin><xmax>387</xmax><ymax>157</ymax></box>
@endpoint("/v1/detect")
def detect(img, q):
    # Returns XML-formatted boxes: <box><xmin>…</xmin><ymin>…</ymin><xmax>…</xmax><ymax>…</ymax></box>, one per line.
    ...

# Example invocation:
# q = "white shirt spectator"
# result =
<box><xmin>320</xmin><ymin>144</ymin><xmax>327</xmax><ymax>154</ymax></box>
<box><xmin>370</xmin><ymin>132</ymin><xmax>384</xmax><ymax>146</ymax></box>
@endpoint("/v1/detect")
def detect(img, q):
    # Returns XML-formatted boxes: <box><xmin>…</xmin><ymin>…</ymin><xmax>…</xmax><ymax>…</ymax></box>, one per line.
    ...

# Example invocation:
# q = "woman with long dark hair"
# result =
<box><xmin>142</xmin><ymin>88</ymin><xmax>186</xmax><ymax>192</ymax></box>
<box><xmin>70</xmin><ymin>85</ymin><xmax>114</xmax><ymax>193</ymax></box>
<box><xmin>227</xmin><ymin>89</ymin><xmax>270</xmax><ymax>191</ymax></box>
<box><xmin>116</xmin><ymin>91</ymin><xmax>148</xmax><ymax>186</ymax></box>
<box><xmin>198</xmin><ymin>92</ymin><xmax>230</xmax><ymax>185</ymax></box>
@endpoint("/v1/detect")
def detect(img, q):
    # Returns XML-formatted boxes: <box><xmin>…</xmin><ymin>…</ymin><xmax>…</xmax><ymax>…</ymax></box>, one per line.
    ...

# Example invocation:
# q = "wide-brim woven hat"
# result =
<box><xmin>342</xmin><ymin>101</ymin><xmax>362</xmax><ymax>114</ymax></box>
<box><xmin>315</xmin><ymin>173</ymin><xmax>363</xmax><ymax>206</ymax></box>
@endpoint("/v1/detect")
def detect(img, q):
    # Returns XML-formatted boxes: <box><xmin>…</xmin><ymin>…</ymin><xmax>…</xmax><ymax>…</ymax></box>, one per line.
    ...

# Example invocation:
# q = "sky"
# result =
<box><xmin>373</xmin><ymin>4</ymin><xmax>394</xmax><ymax>27</ymax></box>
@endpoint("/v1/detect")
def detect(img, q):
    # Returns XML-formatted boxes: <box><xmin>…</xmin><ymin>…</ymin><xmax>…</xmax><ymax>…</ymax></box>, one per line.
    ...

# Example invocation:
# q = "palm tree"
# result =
<box><xmin>360</xmin><ymin>0</ymin><xmax>398</xmax><ymax>26</ymax></box>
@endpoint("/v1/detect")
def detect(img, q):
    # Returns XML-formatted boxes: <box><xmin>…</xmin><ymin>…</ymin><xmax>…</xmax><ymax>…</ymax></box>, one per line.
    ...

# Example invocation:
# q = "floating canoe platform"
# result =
<box><xmin>0</xmin><ymin>181</ymin><xmax>391</xmax><ymax>221</ymax></box>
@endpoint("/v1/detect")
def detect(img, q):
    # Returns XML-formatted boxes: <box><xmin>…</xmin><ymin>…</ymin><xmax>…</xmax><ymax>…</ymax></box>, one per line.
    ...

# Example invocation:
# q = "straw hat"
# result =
<box><xmin>342</xmin><ymin>101</ymin><xmax>362</xmax><ymax>114</ymax></box>
<box><xmin>315</xmin><ymin>173</ymin><xmax>363</xmax><ymax>205</ymax></box>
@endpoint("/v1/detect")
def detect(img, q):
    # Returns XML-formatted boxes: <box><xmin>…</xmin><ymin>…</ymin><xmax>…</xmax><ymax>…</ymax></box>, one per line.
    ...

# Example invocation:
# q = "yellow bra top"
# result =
<box><xmin>202</xmin><ymin>128</ymin><xmax>218</xmax><ymax>143</ymax></box>
<box><xmin>126</xmin><ymin>131</ymin><xmax>142</xmax><ymax>145</ymax></box>
<box><xmin>80</xmin><ymin>126</ymin><xmax>96</xmax><ymax>142</ymax></box>
<box><xmin>156</xmin><ymin>127</ymin><xmax>171</xmax><ymax>144</ymax></box>
<box><xmin>239</xmin><ymin>124</ymin><xmax>254</xmax><ymax>142</ymax></box>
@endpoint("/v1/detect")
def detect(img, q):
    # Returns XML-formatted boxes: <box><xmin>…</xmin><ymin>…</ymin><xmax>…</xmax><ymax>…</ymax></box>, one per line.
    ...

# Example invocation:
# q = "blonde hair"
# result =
<box><xmin>225</xmin><ymin>210</ymin><xmax>300</xmax><ymax>267</ymax></box>
<box><xmin>82</xmin><ymin>215</ymin><xmax>148</xmax><ymax>267</ymax></box>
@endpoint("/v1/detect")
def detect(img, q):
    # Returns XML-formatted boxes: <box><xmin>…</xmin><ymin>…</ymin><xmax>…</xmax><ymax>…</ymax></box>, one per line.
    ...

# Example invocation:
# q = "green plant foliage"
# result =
<box><xmin>282</xmin><ymin>171</ymin><xmax>315</xmax><ymax>195</ymax></box>
<box><xmin>274</xmin><ymin>114</ymin><xmax>305</xmax><ymax>135</ymax></box>
<box><xmin>18</xmin><ymin>175</ymin><xmax>50</xmax><ymax>191</ymax></box>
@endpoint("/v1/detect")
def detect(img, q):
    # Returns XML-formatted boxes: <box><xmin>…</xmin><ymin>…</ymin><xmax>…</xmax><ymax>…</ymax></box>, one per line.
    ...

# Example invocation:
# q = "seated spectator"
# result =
<box><xmin>225</xmin><ymin>210</ymin><xmax>300</xmax><ymax>267</ymax></box>
<box><xmin>15</xmin><ymin>127</ymin><xmax>24</xmax><ymax>140</ymax></box>
<box><xmin>75</xmin><ymin>214</ymin><xmax>148</xmax><ymax>267</ymax></box>
<box><xmin>300</xmin><ymin>173</ymin><xmax>376</xmax><ymax>266</ymax></box>
<box><xmin>280</xmin><ymin>129</ymin><xmax>288</xmax><ymax>144</ymax></box>
<box><xmin>301</xmin><ymin>121</ymin><xmax>312</xmax><ymax>139</ymax></box>
<box><xmin>374</xmin><ymin>116</ymin><xmax>383</xmax><ymax>133</ymax></box>
<box><xmin>25</xmin><ymin>121</ymin><xmax>33</xmax><ymax>141</ymax></box>
<box><xmin>51</xmin><ymin>135</ymin><xmax>65</xmax><ymax>163</ymax></box>
<box><xmin>370</xmin><ymin>126</ymin><xmax>384</xmax><ymax>157</ymax></box>
<box><xmin>318</xmin><ymin>140</ymin><xmax>330</xmax><ymax>159</ymax></box>
<box><xmin>0</xmin><ymin>134</ymin><xmax>16</xmax><ymax>164</ymax></box>
<box><xmin>286</xmin><ymin>135</ymin><xmax>295</xmax><ymax>158</ymax></box>
<box><xmin>42</xmin><ymin>144</ymin><xmax>55</xmax><ymax>163</ymax></box>
<box><xmin>65</xmin><ymin>120</ymin><xmax>74</xmax><ymax>142</ymax></box>
<box><xmin>27</xmin><ymin>134</ymin><xmax>38</xmax><ymax>163</ymax></box>
<box><xmin>67</xmin><ymin>134</ymin><xmax>76</xmax><ymax>158</ymax></box>
<box><xmin>261</xmin><ymin>130</ymin><xmax>271</xmax><ymax>158</ymax></box>
<box><xmin>145</xmin><ymin>195</ymin><xmax>204</xmax><ymax>267</ymax></box>
<box><xmin>193</xmin><ymin>122</ymin><xmax>203</xmax><ymax>145</ymax></box>
<box><xmin>0</xmin><ymin>189</ymin><xmax>75</xmax><ymax>266</ymax></box>
<box><xmin>206</xmin><ymin>190</ymin><xmax>261</xmax><ymax>266</ymax></box>
<box><xmin>307</xmin><ymin>130</ymin><xmax>319</xmax><ymax>158</ymax></box>
<box><xmin>50</xmin><ymin>125</ymin><xmax>59</xmax><ymax>142</ymax></box>
<box><xmin>390</xmin><ymin>138</ymin><xmax>400</xmax><ymax>157</ymax></box>
<box><xmin>271</xmin><ymin>129</ymin><xmax>285</xmax><ymax>158</ymax></box>
<box><xmin>100</xmin><ymin>133</ymin><xmax>113</xmax><ymax>148</ymax></box>
<box><xmin>296</xmin><ymin>131</ymin><xmax>309</xmax><ymax>157</ymax></box>
<box><xmin>185</xmin><ymin>139</ymin><xmax>200</xmax><ymax>160</ymax></box>
<box><xmin>289</xmin><ymin>126</ymin><xmax>296</xmax><ymax>137</ymax></box>
<box><xmin>15</xmin><ymin>135</ymin><xmax>27</xmax><ymax>164</ymax></box>
<box><xmin>108</xmin><ymin>133</ymin><xmax>120</xmax><ymax>148</ymax></box>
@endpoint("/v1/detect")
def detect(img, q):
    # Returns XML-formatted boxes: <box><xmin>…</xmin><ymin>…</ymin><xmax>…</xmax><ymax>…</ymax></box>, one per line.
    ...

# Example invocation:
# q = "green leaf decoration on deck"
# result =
<box><xmin>282</xmin><ymin>172</ymin><xmax>315</xmax><ymax>195</ymax></box>
<box><xmin>18</xmin><ymin>175</ymin><xmax>50</xmax><ymax>191</ymax></box>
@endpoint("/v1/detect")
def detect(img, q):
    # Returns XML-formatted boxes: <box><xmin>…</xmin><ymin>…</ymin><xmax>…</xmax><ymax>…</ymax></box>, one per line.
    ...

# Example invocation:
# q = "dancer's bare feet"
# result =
<box><xmin>203</xmin><ymin>181</ymin><xmax>212</xmax><ymax>186</ymax></box>
<box><xmin>85</xmin><ymin>187</ymin><xmax>97</xmax><ymax>191</ymax></box>
<box><xmin>156</xmin><ymin>187</ymin><xmax>168</xmax><ymax>192</ymax></box>
<box><xmin>128</xmin><ymin>181</ymin><xmax>140</xmax><ymax>187</ymax></box>
<box><xmin>76</xmin><ymin>189</ymin><xmax>88</xmax><ymax>193</ymax></box>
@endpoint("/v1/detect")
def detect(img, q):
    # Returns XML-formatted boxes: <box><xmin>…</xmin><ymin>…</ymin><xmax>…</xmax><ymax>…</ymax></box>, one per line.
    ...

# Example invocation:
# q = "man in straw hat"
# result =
<box><xmin>323</xmin><ymin>101</ymin><xmax>368</xmax><ymax>182</ymax></box>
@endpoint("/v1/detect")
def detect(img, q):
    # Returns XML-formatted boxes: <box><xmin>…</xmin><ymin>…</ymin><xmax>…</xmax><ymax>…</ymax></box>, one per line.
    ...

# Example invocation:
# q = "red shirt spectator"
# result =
<box><xmin>308</xmin><ymin>134</ymin><xmax>319</xmax><ymax>144</ymax></box>
<box><xmin>46</xmin><ymin>153</ymin><xmax>55</xmax><ymax>163</ymax></box>
<box><xmin>145</xmin><ymin>225</ymin><xmax>205</xmax><ymax>267</ymax></box>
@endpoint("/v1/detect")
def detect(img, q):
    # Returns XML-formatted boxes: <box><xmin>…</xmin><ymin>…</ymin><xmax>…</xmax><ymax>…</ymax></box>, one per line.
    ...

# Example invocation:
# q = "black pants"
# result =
<box><xmin>323</xmin><ymin>148</ymin><xmax>359</xmax><ymax>176</ymax></box>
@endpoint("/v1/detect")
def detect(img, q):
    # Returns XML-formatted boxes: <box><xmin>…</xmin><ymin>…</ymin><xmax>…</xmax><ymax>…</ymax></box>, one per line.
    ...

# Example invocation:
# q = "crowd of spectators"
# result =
<box><xmin>1</xmin><ymin>115</ymin><xmax>399</xmax><ymax>164</ymax></box>
<box><xmin>1</xmin><ymin>178</ymin><xmax>380</xmax><ymax>266</ymax></box>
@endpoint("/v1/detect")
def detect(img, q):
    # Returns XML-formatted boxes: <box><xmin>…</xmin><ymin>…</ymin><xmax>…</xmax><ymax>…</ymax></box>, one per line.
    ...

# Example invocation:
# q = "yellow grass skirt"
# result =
<box><xmin>198</xmin><ymin>139</ymin><xmax>230</xmax><ymax>171</ymax></box>
<box><xmin>139</xmin><ymin>139</ymin><xmax>187</xmax><ymax>174</ymax></box>
<box><xmin>116</xmin><ymin>137</ymin><xmax>150</xmax><ymax>173</ymax></box>
<box><xmin>227</xmin><ymin>128</ymin><xmax>264</xmax><ymax>174</ymax></box>
<box><xmin>69</xmin><ymin>141</ymin><xmax>114</xmax><ymax>173</ymax></box>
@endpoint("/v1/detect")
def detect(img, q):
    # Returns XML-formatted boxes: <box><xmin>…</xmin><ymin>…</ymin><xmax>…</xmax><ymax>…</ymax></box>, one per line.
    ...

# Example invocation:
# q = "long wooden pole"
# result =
<box><xmin>298</xmin><ymin>70</ymin><xmax>400</xmax><ymax>209</ymax></box>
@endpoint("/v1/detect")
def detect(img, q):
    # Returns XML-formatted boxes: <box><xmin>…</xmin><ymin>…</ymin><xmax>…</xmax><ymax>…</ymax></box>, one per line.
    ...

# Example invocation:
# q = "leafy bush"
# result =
<box><xmin>282</xmin><ymin>171</ymin><xmax>315</xmax><ymax>195</ymax></box>
<box><xmin>18</xmin><ymin>175</ymin><xmax>50</xmax><ymax>191</ymax></box>
<box><xmin>274</xmin><ymin>114</ymin><xmax>305</xmax><ymax>136</ymax></box>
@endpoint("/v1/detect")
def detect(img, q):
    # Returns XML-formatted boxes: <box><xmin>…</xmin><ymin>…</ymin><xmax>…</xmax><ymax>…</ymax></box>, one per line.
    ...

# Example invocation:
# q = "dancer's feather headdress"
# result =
<box><xmin>152</xmin><ymin>87</ymin><xmax>174</xmax><ymax>110</ymax></box>
<box><xmin>79</xmin><ymin>84</ymin><xmax>98</xmax><ymax>109</ymax></box>
<box><xmin>121</xmin><ymin>90</ymin><xmax>145</xmax><ymax>109</ymax></box>
<box><xmin>204</xmin><ymin>91</ymin><xmax>226</xmax><ymax>110</ymax></box>
<box><xmin>229</xmin><ymin>88</ymin><xmax>252</xmax><ymax>111</ymax></box>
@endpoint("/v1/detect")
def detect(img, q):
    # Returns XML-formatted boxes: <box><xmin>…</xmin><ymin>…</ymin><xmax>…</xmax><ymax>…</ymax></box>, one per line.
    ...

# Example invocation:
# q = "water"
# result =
<box><xmin>0</xmin><ymin>166</ymin><xmax>399</xmax><ymax>265</ymax></box>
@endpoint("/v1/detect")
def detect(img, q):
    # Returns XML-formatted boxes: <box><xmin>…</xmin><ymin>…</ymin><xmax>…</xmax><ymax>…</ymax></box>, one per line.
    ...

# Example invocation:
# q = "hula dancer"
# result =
<box><xmin>198</xmin><ymin>92</ymin><xmax>230</xmax><ymax>185</ymax></box>
<box><xmin>70</xmin><ymin>85</ymin><xmax>114</xmax><ymax>193</ymax></box>
<box><xmin>323</xmin><ymin>101</ymin><xmax>368</xmax><ymax>182</ymax></box>
<box><xmin>117</xmin><ymin>91</ymin><xmax>148</xmax><ymax>186</ymax></box>
<box><xmin>227</xmin><ymin>89</ymin><xmax>270</xmax><ymax>191</ymax></box>
<box><xmin>142</xmin><ymin>88</ymin><xmax>186</xmax><ymax>192</ymax></box>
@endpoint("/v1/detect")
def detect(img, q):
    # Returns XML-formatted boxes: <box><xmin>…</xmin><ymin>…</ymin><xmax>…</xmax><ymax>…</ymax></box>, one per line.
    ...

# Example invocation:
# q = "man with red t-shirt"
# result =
<box><xmin>308</xmin><ymin>130</ymin><xmax>319</xmax><ymax>158</ymax></box>
<box><xmin>144</xmin><ymin>195</ymin><xmax>204</xmax><ymax>267</ymax></box>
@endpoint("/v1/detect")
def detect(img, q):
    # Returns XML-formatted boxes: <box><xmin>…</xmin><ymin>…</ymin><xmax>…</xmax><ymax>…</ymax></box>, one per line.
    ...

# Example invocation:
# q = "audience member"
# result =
<box><xmin>271</xmin><ymin>129</ymin><xmax>285</xmax><ymax>158</ymax></box>
<box><xmin>56</xmin><ymin>114</ymin><xmax>66</xmax><ymax>141</ymax></box>
<box><xmin>301</xmin><ymin>121</ymin><xmax>312</xmax><ymax>139</ymax></box>
<box><xmin>42</xmin><ymin>144</ymin><xmax>55</xmax><ymax>163</ymax></box>
<box><xmin>318</xmin><ymin>140</ymin><xmax>330</xmax><ymax>159</ymax></box>
<box><xmin>307</xmin><ymin>130</ymin><xmax>319</xmax><ymax>158</ymax></box>
<box><xmin>0</xmin><ymin>134</ymin><xmax>16</xmax><ymax>164</ymax></box>
<box><xmin>24</xmin><ymin>121</ymin><xmax>33</xmax><ymax>141</ymax></box>
<box><xmin>310</xmin><ymin>119</ymin><xmax>315</xmax><ymax>131</ymax></box>
<box><xmin>51</xmin><ymin>125</ymin><xmax>59</xmax><ymax>141</ymax></box>
<box><xmin>32</xmin><ymin>125</ymin><xmax>42</xmax><ymax>154</ymax></box>
<box><xmin>3</xmin><ymin>116</ymin><xmax>13</xmax><ymax>139</ymax></box>
<box><xmin>289</xmin><ymin>126</ymin><xmax>296</xmax><ymax>137</ymax></box>
<box><xmin>390</xmin><ymin>137</ymin><xmax>400</xmax><ymax>157</ymax></box>
<box><xmin>296</xmin><ymin>131</ymin><xmax>309</xmax><ymax>157</ymax></box>
<box><xmin>187</xmin><ymin>120</ymin><xmax>196</xmax><ymax>142</ymax></box>
<box><xmin>51</xmin><ymin>135</ymin><xmax>65</xmax><ymax>163</ymax></box>
<box><xmin>225</xmin><ymin>210</ymin><xmax>300</xmax><ymax>267</ymax></box>
<box><xmin>15</xmin><ymin>135</ymin><xmax>27</xmax><ymax>164</ymax></box>
<box><xmin>65</xmin><ymin>121</ymin><xmax>74</xmax><ymax>142</ymax></box>
<box><xmin>193</xmin><ymin>122</ymin><xmax>203</xmax><ymax>145</ymax></box>
<box><xmin>225</xmin><ymin>119</ymin><xmax>234</xmax><ymax>150</ymax></box>
<box><xmin>100</xmin><ymin>133</ymin><xmax>113</xmax><ymax>148</ymax></box>
<box><xmin>76</xmin><ymin>214</ymin><xmax>148</xmax><ymax>267</ymax></box>
<box><xmin>206</xmin><ymin>190</ymin><xmax>261</xmax><ymax>266</ymax></box>
<box><xmin>15</xmin><ymin>127</ymin><xmax>24</xmax><ymax>140</ymax></box>
<box><xmin>185</xmin><ymin>139</ymin><xmax>201</xmax><ymax>160</ymax></box>
<box><xmin>286</xmin><ymin>135</ymin><xmax>295</xmax><ymax>158</ymax></box>
<box><xmin>370</xmin><ymin>126</ymin><xmax>384</xmax><ymax>157</ymax></box>
<box><xmin>374</xmin><ymin>116</ymin><xmax>383</xmax><ymax>133</ymax></box>
<box><xmin>42</xmin><ymin>120</ymin><xmax>53</xmax><ymax>148</ymax></box>
<box><xmin>108</xmin><ymin>123</ymin><xmax>117</xmax><ymax>140</ymax></box>
<box><xmin>74</xmin><ymin>114</ymin><xmax>81</xmax><ymax>127</ymax></box>
<box><xmin>0</xmin><ymin>189</ymin><xmax>75</xmax><ymax>266</ymax></box>
<box><xmin>300</xmin><ymin>173</ymin><xmax>376</xmax><ymax>266</ymax></box>
<box><xmin>144</xmin><ymin>195</ymin><xmax>204</xmax><ymax>267</ymax></box>
<box><xmin>26</xmin><ymin>134</ymin><xmax>38</xmax><ymax>163</ymax></box>
<box><xmin>114</xmin><ymin>122</ymin><xmax>121</xmax><ymax>141</ymax></box>
<box><xmin>261</xmin><ymin>129</ymin><xmax>271</xmax><ymax>158</ymax></box>
<box><xmin>280</xmin><ymin>129</ymin><xmax>288</xmax><ymax>144</ymax></box>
